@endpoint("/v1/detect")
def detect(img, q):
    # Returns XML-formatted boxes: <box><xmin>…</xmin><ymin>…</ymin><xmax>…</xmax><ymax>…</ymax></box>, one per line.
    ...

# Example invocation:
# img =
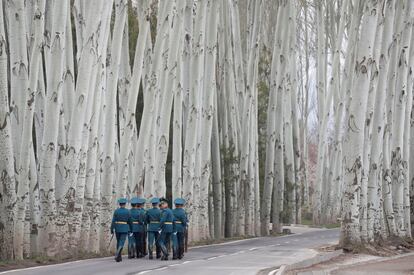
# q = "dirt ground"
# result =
<box><xmin>290</xmin><ymin>252</ymin><xmax>414</xmax><ymax>275</ymax></box>
<box><xmin>332</xmin><ymin>254</ymin><xmax>414</xmax><ymax>275</ymax></box>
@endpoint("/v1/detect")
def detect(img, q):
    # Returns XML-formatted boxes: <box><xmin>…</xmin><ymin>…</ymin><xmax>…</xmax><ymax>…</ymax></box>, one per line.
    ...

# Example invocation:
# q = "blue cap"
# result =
<box><xmin>130</xmin><ymin>197</ymin><xmax>140</xmax><ymax>204</ymax></box>
<box><xmin>150</xmin><ymin>197</ymin><xmax>160</xmax><ymax>204</ymax></box>
<box><xmin>174</xmin><ymin>198</ymin><xmax>185</xmax><ymax>205</ymax></box>
<box><xmin>160</xmin><ymin>197</ymin><xmax>169</xmax><ymax>205</ymax></box>
<box><xmin>137</xmin><ymin>198</ymin><xmax>146</xmax><ymax>204</ymax></box>
<box><xmin>118</xmin><ymin>198</ymin><xmax>127</xmax><ymax>204</ymax></box>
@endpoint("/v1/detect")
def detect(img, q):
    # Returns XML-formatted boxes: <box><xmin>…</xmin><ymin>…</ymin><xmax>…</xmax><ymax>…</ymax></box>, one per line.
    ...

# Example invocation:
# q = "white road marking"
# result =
<box><xmin>137</xmin><ymin>271</ymin><xmax>152</xmax><ymax>275</ymax></box>
<box><xmin>268</xmin><ymin>243</ymin><xmax>280</xmax><ymax>247</ymax></box>
<box><xmin>168</xmin><ymin>264</ymin><xmax>180</xmax><ymax>267</ymax></box>
<box><xmin>182</xmin><ymin>260</ymin><xmax>192</xmax><ymax>264</ymax></box>
<box><xmin>277</xmin><ymin>265</ymin><xmax>288</xmax><ymax>275</ymax></box>
<box><xmin>207</xmin><ymin>256</ymin><xmax>218</xmax><ymax>260</ymax></box>
<box><xmin>189</xmin><ymin>237</ymin><xmax>260</xmax><ymax>249</ymax></box>
<box><xmin>230</xmin><ymin>251</ymin><xmax>245</xmax><ymax>255</ymax></box>
<box><xmin>155</xmin><ymin>267</ymin><xmax>168</xmax><ymax>271</ymax></box>
<box><xmin>268</xmin><ymin>268</ymin><xmax>279</xmax><ymax>275</ymax></box>
<box><xmin>249</xmin><ymin>247</ymin><xmax>259</xmax><ymax>251</ymax></box>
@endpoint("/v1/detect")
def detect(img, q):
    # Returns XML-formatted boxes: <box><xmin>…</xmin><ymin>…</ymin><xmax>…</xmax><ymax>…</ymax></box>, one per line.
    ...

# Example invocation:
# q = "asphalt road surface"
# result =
<box><xmin>0</xmin><ymin>227</ymin><xmax>339</xmax><ymax>275</ymax></box>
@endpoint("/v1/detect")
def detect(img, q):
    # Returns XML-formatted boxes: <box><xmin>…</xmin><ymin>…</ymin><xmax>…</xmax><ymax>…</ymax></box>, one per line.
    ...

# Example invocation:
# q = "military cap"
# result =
<box><xmin>160</xmin><ymin>197</ymin><xmax>169</xmax><ymax>204</ymax></box>
<box><xmin>137</xmin><ymin>198</ymin><xmax>146</xmax><ymax>204</ymax></box>
<box><xmin>118</xmin><ymin>198</ymin><xmax>127</xmax><ymax>204</ymax></box>
<box><xmin>174</xmin><ymin>198</ymin><xmax>185</xmax><ymax>205</ymax></box>
<box><xmin>130</xmin><ymin>197</ymin><xmax>140</xmax><ymax>204</ymax></box>
<box><xmin>150</xmin><ymin>197</ymin><xmax>160</xmax><ymax>204</ymax></box>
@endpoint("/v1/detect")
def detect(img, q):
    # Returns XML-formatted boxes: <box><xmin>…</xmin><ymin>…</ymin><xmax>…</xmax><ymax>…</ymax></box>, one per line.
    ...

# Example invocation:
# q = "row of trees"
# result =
<box><xmin>340</xmin><ymin>0</ymin><xmax>414</xmax><ymax>248</ymax></box>
<box><xmin>0</xmin><ymin>0</ymin><xmax>276</xmax><ymax>259</ymax></box>
<box><xmin>0</xmin><ymin>0</ymin><xmax>413</xmax><ymax>261</ymax></box>
<box><xmin>308</xmin><ymin>0</ymin><xmax>414</xmax><ymax>249</ymax></box>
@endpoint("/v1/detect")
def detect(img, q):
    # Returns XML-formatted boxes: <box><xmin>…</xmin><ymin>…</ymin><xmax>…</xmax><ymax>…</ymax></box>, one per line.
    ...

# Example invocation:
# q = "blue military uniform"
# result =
<box><xmin>130</xmin><ymin>197</ymin><xmax>147</xmax><ymax>258</ymax></box>
<box><xmin>128</xmin><ymin>232</ymin><xmax>136</xmax><ymax>259</ymax></box>
<box><xmin>159</xmin><ymin>199</ymin><xmax>174</xmax><ymax>261</ymax></box>
<box><xmin>146</xmin><ymin>197</ymin><xmax>161</xmax><ymax>259</ymax></box>
<box><xmin>172</xmin><ymin>198</ymin><xmax>188</xmax><ymax>259</ymax></box>
<box><xmin>110</xmin><ymin>198</ymin><xmax>131</xmax><ymax>262</ymax></box>
<box><xmin>127</xmin><ymin>198</ymin><xmax>137</xmax><ymax>259</ymax></box>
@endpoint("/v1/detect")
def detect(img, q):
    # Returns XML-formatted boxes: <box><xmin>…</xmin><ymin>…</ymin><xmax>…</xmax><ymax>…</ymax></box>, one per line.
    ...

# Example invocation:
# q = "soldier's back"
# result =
<box><xmin>173</xmin><ymin>208</ymin><xmax>187</xmax><ymax>232</ymax></box>
<box><xmin>161</xmin><ymin>208</ymin><xmax>174</xmax><ymax>233</ymax></box>
<box><xmin>113</xmin><ymin>208</ymin><xmax>130</xmax><ymax>233</ymax></box>
<box><xmin>147</xmin><ymin>207</ymin><xmax>161</xmax><ymax>231</ymax></box>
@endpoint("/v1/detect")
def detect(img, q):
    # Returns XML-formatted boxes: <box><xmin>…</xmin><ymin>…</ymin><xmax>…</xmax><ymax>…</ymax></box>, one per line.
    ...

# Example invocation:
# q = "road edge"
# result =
<box><xmin>259</xmin><ymin>249</ymin><xmax>343</xmax><ymax>275</ymax></box>
<box><xmin>322</xmin><ymin>251</ymin><xmax>414</xmax><ymax>274</ymax></box>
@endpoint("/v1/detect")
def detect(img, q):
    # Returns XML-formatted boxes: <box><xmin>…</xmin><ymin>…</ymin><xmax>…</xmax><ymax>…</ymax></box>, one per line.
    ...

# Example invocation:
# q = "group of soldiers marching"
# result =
<box><xmin>110</xmin><ymin>197</ymin><xmax>188</xmax><ymax>262</ymax></box>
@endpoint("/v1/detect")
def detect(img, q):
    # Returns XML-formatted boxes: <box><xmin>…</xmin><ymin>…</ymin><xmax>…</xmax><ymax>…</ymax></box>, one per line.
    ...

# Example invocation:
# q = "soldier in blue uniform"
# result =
<box><xmin>130</xmin><ymin>197</ymin><xmax>147</xmax><ymax>258</ymax></box>
<box><xmin>159</xmin><ymin>198</ymin><xmax>174</xmax><ymax>261</ymax></box>
<box><xmin>128</xmin><ymin>198</ymin><xmax>137</xmax><ymax>259</ymax></box>
<box><xmin>128</xmin><ymin>198</ymin><xmax>138</xmax><ymax>258</ymax></box>
<box><xmin>110</xmin><ymin>198</ymin><xmax>131</xmax><ymax>262</ymax></box>
<box><xmin>146</xmin><ymin>197</ymin><xmax>161</xmax><ymax>259</ymax></box>
<box><xmin>172</xmin><ymin>198</ymin><xmax>188</xmax><ymax>259</ymax></box>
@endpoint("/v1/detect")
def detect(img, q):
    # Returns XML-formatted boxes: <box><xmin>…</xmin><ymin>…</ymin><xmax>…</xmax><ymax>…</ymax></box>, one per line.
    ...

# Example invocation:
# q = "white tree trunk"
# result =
<box><xmin>366</xmin><ymin>0</ymin><xmax>396</xmax><ymax>242</ymax></box>
<box><xmin>7</xmin><ymin>0</ymin><xmax>29</xmax><ymax>174</ymax></box>
<box><xmin>91</xmin><ymin>4</ymin><xmax>112</xmax><ymax>252</ymax></box>
<box><xmin>37</xmin><ymin>0</ymin><xmax>68</xmax><ymax>256</ymax></box>
<box><xmin>152</xmin><ymin>0</ymin><xmax>186</xmax><ymax>201</ymax></box>
<box><xmin>390</xmin><ymin>0</ymin><xmax>413</xmax><ymax>237</ymax></box>
<box><xmin>99</xmin><ymin>0</ymin><xmax>122</xmax><ymax>251</ymax></box>
<box><xmin>144</xmin><ymin>0</ymin><xmax>173</xmax><ymax>199</ymax></box>
<box><xmin>402</xmin><ymin>25</ymin><xmax>414</xmax><ymax>237</ymax></box>
<box><xmin>341</xmin><ymin>0</ymin><xmax>378</xmax><ymax>249</ymax></box>
<box><xmin>0</xmin><ymin>0</ymin><xmax>16</xmax><ymax>259</ymax></box>
<box><xmin>196</xmin><ymin>0</ymin><xmax>219</xmax><ymax>239</ymax></box>
<box><xmin>261</xmin><ymin>1</ymin><xmax>287</xmax><ymax>235</ymax></box>
<box><xmin>117</xmin><ymin>0</ymin><xmax>150</xmax><ymax>198</ymax></box>
<box><xmin>272</xmin><ymin>0</ymin><xmax>290</xmax><ymax>235</ymax></box>
<box><xmin>182</xmin><ymin>0</ymin><xmax>206</xmax><ymax>241</ymax></box>
<box><xmin>14</xmin><ymin>0</ymin><xmax>45</xmax><ymax>259</ymax></box>
<box><xmin>59</xmin><ymin>0</ymin><xmax>107</xmax><ymax>251</ymax></box>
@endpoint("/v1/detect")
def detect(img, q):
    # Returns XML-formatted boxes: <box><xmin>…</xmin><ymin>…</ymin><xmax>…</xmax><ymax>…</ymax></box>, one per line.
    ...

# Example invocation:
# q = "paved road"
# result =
<box><xmin>1</xmin><ymin>227</ymin><xmax>339</xmax><ymax>275</ymax></box>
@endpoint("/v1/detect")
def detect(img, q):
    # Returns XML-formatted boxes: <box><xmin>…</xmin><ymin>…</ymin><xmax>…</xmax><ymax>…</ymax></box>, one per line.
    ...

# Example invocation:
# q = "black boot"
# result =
<box><xmin>148</xmin><ymin>250</ymin><xmax>153</xmax><ymax>259</ymax></box>
<box><xmin>156</xmin><ymin>247</ymin><xmax>161</xmax><ymax>259</ymax></box>
<box><xmin>172</xmin><ymin>251</ymin><xmax>178</xmax><ymax>260</ymax></box>
<box><xmin>115</xmin><ymin>250</ymin><xmax>122</xmax><ymax>262</ymax></box>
